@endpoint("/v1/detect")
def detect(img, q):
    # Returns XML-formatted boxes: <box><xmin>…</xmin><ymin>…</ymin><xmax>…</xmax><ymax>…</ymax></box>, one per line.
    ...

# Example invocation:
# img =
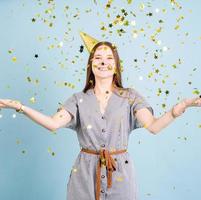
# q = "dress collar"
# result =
<box><xmin>86</xmin><ymin>86</ymin><xmax>130</xmax><ymax>98</ymax></box>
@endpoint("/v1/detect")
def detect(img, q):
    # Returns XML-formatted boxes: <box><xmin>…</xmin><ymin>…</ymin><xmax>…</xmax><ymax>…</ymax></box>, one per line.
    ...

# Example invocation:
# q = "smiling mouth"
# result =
<box><xmin>98</xmin><ymin>67</ymin><xmax>108</xmax><ymax>71</ymax></box>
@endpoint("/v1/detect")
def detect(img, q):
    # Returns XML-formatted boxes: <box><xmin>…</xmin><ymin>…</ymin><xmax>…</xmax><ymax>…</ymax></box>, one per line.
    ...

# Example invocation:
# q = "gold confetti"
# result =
<box><xmin>12</xmin><ymin>56</ymin><xmax>17</xmax><ymax>62</ymax></box>
<box><xmin>174</xmin><ymin>24</ymin><xmax>180</xmax><ymax>30</ymax></box>
<box><xmin>16</xmin><ymin>139</ymin><xmax>21</xmax><ymax>145</ymax></box>
<box><xmin>48</xmin><ymin>147</ymin><xmax>51</xmax><ymax>153</ymax></box>
<box><xmin>29</xmin><ymin>97</ymin><xmax>36</xmax><ymax>103</ymax></box>
<box><xmin>116</xmin><ymin>176</ymin><xmax>124</xmax><ymax>181</ymax></box>
<box><xmin>139</xmin><ymin>3</ymin><xmax>145</xmax><ymax>10</ymax></box>
<box><xmin>143</xmin><ymin>123</ymin><xmax>148</xmax><ymax>128</ymax></box>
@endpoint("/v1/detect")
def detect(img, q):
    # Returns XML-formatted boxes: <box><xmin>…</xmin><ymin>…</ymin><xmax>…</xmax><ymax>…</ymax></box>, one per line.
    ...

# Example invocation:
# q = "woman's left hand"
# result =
<box><xmin>183</xmin><ymin>96</ymin><xmax>201</xmax><ymax>108</ymax></box>
<box><xmin>172</xmin><ymin>96</ymin><xmax>201</xmax><ymax>118</ymax></box>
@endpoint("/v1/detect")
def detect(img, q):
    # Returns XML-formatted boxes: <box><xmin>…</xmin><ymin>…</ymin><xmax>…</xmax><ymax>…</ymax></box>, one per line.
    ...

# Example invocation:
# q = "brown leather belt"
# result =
<box><xmin>81</xmin><ymin>147</ymin><xmax>127</xmax><ymax>200</ymax></box>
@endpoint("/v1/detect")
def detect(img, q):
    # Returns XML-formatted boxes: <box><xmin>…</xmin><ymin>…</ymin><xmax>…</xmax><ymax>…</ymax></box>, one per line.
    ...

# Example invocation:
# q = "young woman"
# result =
<box><xmin>0</xmin><ymin>33</ymin><xmax>201</xmax><ymax>200</ymax></box>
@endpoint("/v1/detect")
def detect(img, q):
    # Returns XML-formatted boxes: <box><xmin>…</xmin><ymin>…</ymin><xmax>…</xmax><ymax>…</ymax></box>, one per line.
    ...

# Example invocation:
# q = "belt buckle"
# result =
<box><xmin>101</xmin><ymin>158</ymin><xmax>106</xmax><ymax>167</ymax></box>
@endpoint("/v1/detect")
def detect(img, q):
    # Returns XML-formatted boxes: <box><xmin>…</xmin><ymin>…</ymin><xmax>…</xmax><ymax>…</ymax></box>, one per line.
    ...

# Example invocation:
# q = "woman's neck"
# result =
<box><xmin>93</xmin><ymin>85</ymin><xmax>114</xmax><ymax>95</ymax></box>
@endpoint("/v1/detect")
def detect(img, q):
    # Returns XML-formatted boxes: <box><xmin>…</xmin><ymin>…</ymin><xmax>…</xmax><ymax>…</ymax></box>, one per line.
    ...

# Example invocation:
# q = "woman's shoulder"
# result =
<box><xmin>71</xmin><ymin>90</ymin><xmax>90</xmax><ymax>100</ymax></box>
<box><xmin>127</xmin><ymin>87</ymin><xmax>140</xmax><ymax>95</ymax></box>
<box><xmin>118</xmin><ymin>87</ymin><xmax>146</xmax><ymax>105</ymax></box>
<box><xmin>114</xmin><ymin>86</ymin><xmax>139</xmax><ymax>98</ymax></box>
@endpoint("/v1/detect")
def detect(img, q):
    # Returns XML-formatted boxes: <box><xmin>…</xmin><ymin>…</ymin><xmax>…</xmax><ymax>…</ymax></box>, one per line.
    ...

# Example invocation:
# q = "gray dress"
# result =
<box><xmin>61</xmin><ymin>87</ymin><xmax>154</xmax><ymax>200</ymax></box>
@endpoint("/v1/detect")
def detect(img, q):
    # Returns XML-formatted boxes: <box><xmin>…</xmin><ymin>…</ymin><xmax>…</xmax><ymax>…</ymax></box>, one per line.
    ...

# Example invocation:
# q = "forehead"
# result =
<box><xmin>94</xmin><ymin>45</ymin><xmax>113</xmax><ymax>55</ymax></box>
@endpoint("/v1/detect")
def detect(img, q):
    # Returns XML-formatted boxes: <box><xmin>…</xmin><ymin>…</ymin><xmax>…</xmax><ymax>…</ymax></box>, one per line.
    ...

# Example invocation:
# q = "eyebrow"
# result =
<box><xmin>94</xmin><ymin>54</ymin><xmax>113</xmax><ymax>56</ymax></box>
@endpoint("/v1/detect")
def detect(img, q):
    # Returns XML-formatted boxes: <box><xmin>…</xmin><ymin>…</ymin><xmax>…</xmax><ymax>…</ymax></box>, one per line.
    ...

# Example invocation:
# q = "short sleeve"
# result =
<box><xmin>129</xmin><ymin>88</ymin><xmax>154</xmax><ymax>131</ymax></box>
<box><xmin>61</xmin><ymin>94</ymin><xmax>79</xmax><ymax>131</ymax></box>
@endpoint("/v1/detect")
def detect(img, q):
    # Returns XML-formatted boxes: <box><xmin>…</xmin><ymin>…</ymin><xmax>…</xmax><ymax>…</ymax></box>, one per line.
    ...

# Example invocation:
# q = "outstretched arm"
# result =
<box><xmin>135</xmin><ymin>96</ymin><xmax>201</xmax><ymax>134</ymax></box>
<box><xmin>0</xmin><ymin>99</ymin><xmax>72</xmax><ymax>132</ymax></box>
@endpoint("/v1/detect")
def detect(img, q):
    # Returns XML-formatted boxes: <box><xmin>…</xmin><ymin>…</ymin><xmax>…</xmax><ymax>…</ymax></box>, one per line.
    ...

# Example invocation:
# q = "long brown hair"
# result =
<box><xmin>82</xmin><ymin>41</ymin><xmax>128</xmax><ymax>94</ymax></box>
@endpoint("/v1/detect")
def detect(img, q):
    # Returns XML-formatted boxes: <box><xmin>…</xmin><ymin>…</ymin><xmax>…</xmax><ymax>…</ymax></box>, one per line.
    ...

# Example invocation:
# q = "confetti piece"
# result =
<box><xmin>48</xmin><ymin>147</ymin><xmax>56</xmax><ymax>156</ymax></box>
<box><xmin>139</xmin><ymin>76</ymin><xmax>143</xmax><ymax>80</ymax></box>
<box><xmin>177</xmin><ymin>136</ymin><xmax>188</xmax><ymax>141</ymax></box>
<box><xmin>8</xmin><ymin>49</ymin><xmax>14</xmax><ymax>54</ymax></box>
<box><xmin>29</xmin><ymin>97</ymin><xmax>36</xmax><ymax>103</ymax></box>
<box><xmin>87</xmin><ymin>124</ymin><xmax>92</xmax><ymax>129</ymax></box>
<box><xmin>16</xmin><ymin>139</ymin><xmax>21</xmax><ymax>145</ymax></box>
<box><xmin>130</xmin><ymin>20</ymin><xmax>136</xmax><ymax>26</ymax></box>
<box><xmin>174</xmin><ymin>24</ymin><xmax>180</xmax><ymax>30</ymax></box>
<box><xmin>127</xmin><ymin>0</ymin><xmax>132</xmax><ymax>4</ymax></box>
<box><xmin>146</xmin><ymin>193</ymin><xmax>151</xmax><ymax>196</ymax></box>
<box><xmin>73</xmin><ymin>167</ymin><xmax>77</xmax><ymax>172</ymax></box>
<box><xmin>192</xmin><ymin>90</ymin><xmax>200</xmax><ymax>95</ymax></box>
<box><xmin>12</xmin><ymin>57</ymin><xmax>17</xmax><ymax>62</ymax></box>
<box><xmin>21</xmin><ymin>150</ymin><xmax>26</xmax><ymax>154</ymax></box>
<box><xmin>139</xmin><ymin>3</ymin><xmax>145</xmax><ymax>10</ymax></box>
<box><xmin>155</xmin><ymin>8</ymin><xmax>160</xmax><ymax>13</ymax></box>
<box><xmin>163</xmin><ymin>46</ymin><xmax>168</xmax><ymax>51</ymax></box>
<box><xmin>41</xmin><ymin>65</ymin><xmax>47</xmax><ymax>70</ymax></box>
<box><xmin>48</xmin><ymin>147</ymin><xmax>52</xmax><ymax>153</ymax></box>
<box><xmin>116</xmin><ymin>176</ymin><xmax>124</xmax><ymax>181</ymax></box>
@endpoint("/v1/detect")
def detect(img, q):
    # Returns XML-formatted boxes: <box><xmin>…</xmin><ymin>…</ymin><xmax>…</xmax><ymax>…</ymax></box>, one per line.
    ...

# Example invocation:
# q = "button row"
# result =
<box><xmin>101</xmin><ymin>144</ymin><xmax>105</xmax><ymax>147</ymax></box>
<box><xmin>102</xmin><ymin>128</ymin><xmax>105</xmax><ymax>133</ymax></box>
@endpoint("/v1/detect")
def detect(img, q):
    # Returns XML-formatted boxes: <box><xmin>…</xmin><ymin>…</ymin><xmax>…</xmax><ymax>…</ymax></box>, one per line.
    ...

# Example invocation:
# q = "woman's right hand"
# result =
<box><xmin>0</xmin><ymin>99</ymin><xmax>22</xmax><ymax>110</ymax></box>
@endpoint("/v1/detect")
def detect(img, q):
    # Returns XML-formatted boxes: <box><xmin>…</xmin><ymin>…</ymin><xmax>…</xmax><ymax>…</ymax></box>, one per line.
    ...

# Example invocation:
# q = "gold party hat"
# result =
<box><xmin>79</xmin><ymin>31</ymin><xmax>100</xmax><ymax>53</ymax></box>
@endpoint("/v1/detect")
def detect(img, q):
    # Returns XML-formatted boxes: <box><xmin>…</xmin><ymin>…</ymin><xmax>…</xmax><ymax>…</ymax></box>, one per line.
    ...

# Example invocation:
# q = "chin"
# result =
<box><xmin>95</xmin><ymin>73</ymin><xmax>114</xmax><ymax>79</ymax></box>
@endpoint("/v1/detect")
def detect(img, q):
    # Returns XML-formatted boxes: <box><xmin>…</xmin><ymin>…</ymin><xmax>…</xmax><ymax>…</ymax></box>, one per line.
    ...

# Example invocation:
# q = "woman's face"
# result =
<box><xmin>91</xmin><ymin>45</ymin><xmax>116</xmax><ymax>79</ymax></box>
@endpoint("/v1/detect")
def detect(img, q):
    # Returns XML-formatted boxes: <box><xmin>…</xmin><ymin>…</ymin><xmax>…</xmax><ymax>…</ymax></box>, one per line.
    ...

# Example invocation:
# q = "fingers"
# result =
<box><xmin>190</xmin><ymin>96</ymin><xmax>201</xmax><ymax>107</ymax></box>
<box><xmin>0</xmin><ymin>102</ymin><xmax>7</xmax><ymax>108</ymax></box>
<box><xmin>183</xmin><ymin>96</ymin><xmax>201</xmax><ymax>107</ymax></box>
<box><xmin>0</xmin><ymin>100</ymin><xmax>6</xmax><ymax>106</ymax></box>
<box><xmin>193</xmin><ymin>98</ymin><xmax>201</xmax><ymax>107</ymax></box>
<box><xmin>0</xmin><ymin>99</ymin><xmax>20</xmax><ymax>109</ymax></box>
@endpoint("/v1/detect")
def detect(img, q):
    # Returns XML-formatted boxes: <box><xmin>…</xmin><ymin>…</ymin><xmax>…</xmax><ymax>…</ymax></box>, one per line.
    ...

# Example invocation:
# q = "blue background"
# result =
<box><xmin>0</xmin><ymin>0</ymin><xmax>201</xmax><ymax>200</ymax></box>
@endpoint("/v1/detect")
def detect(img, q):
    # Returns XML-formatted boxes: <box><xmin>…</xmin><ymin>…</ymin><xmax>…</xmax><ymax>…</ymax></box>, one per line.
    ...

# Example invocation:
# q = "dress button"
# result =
<box><xmin>101</xmin><ymin>189</ymin><xmax>105</xmax><ymax>193</ymax></box>
<box><xmin>101</xmin><ymin>175</ymin><xmax>105</xmax><ymax>178</ymax></box>
<box><xmin>101</xmin><ymin>144</ymin><xmax>105</xmax><ymax>148</ymax></box>
<box><xmin>101</xmin><ymin>116</ymin><xmax>105</xmax><ymax>119</ymax></box>
<box><xmin>102</xmin><ymin>128</ymin><xmax>106</xmax><ymax>132</ymax></box>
